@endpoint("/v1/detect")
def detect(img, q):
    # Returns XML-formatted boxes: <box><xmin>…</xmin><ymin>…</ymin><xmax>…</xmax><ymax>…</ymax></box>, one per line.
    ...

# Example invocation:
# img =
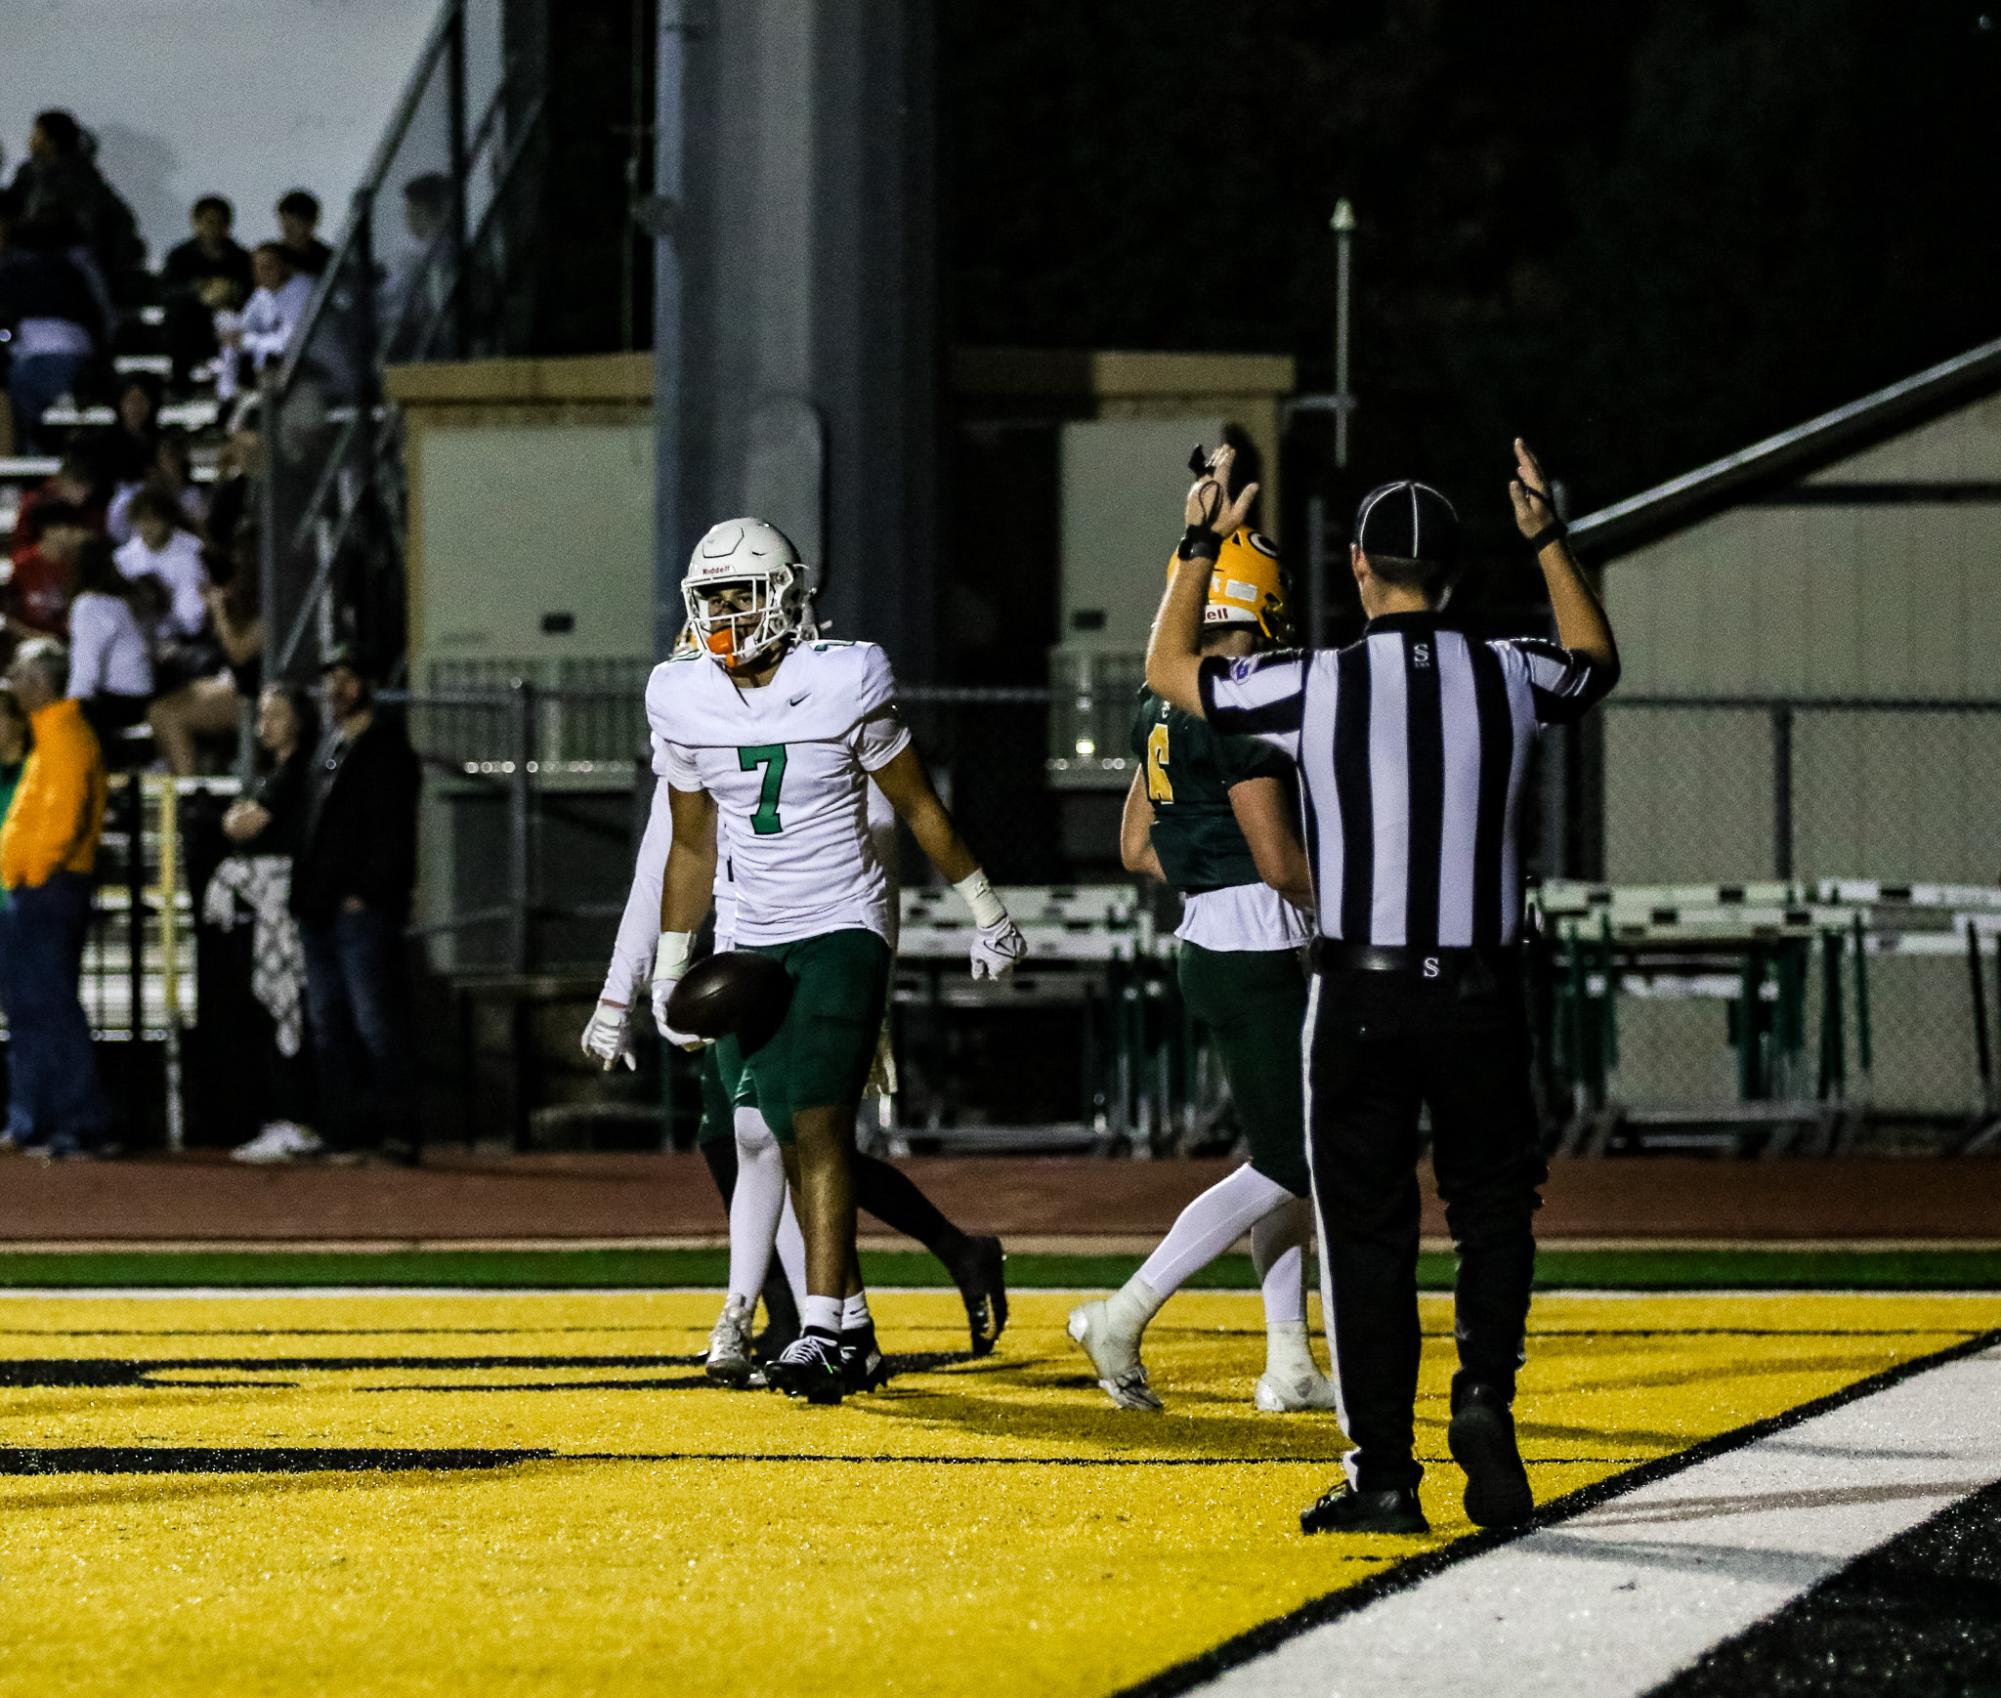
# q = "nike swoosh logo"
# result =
<box><xmin>789</xmin><ymin>692</ymin><xmax>810</xmax><ymax>706</ymax></box>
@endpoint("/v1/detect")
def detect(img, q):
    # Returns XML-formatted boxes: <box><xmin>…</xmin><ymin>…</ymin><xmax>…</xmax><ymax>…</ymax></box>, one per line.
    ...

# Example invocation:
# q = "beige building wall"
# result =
<box><xmin>1601</xmin><ymin>389</ymin><xmax>2001</xmax><ymax>885</ymax></box>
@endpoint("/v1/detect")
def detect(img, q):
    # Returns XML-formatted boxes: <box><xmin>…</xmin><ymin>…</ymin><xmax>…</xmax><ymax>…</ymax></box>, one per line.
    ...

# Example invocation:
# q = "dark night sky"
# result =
<box><xmin>940</xmin><ymin>0</ymin><xmax>2001</xmax><ymax>542</ymax></box>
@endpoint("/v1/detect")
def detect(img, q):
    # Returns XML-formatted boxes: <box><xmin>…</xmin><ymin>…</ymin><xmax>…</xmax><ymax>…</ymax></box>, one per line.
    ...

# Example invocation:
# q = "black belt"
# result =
<box><xmin>1310</xmin><ymin>939</ymin><xmax>1520</xmax><ymax>978</ymax></box>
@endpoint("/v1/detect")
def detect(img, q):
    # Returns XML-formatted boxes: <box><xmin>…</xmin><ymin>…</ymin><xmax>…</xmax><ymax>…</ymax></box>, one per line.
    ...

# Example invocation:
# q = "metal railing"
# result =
<box><xmin>259</xmin><ymin>0</ymin><xmax>547</xmax><ymax>684</ymax></box>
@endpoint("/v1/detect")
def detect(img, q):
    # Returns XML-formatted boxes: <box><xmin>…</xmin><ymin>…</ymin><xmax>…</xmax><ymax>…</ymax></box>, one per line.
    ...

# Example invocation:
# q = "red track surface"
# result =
<box><xmin>0</xmin><ymin>1153</ymin><xmax>1997</xmax><ymax>1243</ymax></box>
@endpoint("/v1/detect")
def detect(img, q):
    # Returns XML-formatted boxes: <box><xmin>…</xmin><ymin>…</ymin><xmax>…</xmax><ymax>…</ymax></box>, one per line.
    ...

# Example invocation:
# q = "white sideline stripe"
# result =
<box><xmin>3</xmin><ymin>1286</ymin><xmax>2000</xmax><ymax>1303</ymax></box>
<box><xmin>1193</xmin><ymin>1343</ymin><xmax>2001</xmax><ymax>1698</ymax></box>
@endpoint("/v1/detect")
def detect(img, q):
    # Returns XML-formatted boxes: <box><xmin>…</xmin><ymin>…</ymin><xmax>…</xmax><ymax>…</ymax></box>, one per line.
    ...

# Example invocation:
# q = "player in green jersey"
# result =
<box><xmin>1068</xmin><ymin>528</ymin><xmax>1336</xmax><ymax>1414</ymax></box>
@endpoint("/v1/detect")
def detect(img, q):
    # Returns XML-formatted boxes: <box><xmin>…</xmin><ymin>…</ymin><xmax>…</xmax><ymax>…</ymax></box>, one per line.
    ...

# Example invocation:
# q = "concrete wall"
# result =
<box><xmin>0</xmin><ymin>0</ymin><xmax>496</xmax><ymax>262</ymax></box>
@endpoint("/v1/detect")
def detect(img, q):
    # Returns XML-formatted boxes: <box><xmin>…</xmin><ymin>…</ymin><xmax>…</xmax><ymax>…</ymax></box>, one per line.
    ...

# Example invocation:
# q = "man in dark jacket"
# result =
<box><xmin>290</xmin><ymin>646</ymin><xmax>422</xmax><ymax>1158</ymax></box>
<box><xmin>159</xmin><ymin>196</ymin><xmax>253</xmax><ymax>382</ymax></box>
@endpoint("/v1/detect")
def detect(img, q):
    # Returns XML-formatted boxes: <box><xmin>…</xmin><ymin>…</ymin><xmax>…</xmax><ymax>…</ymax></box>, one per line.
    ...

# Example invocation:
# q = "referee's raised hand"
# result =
<box><xmin>1507</xmin><ymin>438</ymin><xmax>1558</xmax><ymax>540</ymax></box>
<box><xmin>1185</xmin><ymin>443</ymin><xmax>1260</xmax><ymax>537</ymax></box>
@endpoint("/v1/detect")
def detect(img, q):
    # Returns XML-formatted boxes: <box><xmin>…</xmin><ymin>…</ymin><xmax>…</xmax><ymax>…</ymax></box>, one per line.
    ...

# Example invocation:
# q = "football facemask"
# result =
<box><xmin>683</xmin><ymin>571</ymin><xmax>803</xmax><ymax>673</ymax></box>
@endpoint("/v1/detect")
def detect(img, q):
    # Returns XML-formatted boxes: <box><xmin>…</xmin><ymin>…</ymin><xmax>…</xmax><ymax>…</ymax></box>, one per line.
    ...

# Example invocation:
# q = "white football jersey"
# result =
<box><xmin>647</xmin><ymin>639</ymin><xmax>911</xmax><ymax>946</ymax></box>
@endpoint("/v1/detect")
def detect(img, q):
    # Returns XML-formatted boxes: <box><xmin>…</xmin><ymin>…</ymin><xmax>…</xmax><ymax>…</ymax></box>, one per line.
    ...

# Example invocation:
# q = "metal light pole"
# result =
<box><xmin>1331</xmin><ymin>197</ymin><xmax>1356</xmax><ymax>470</ymax></box>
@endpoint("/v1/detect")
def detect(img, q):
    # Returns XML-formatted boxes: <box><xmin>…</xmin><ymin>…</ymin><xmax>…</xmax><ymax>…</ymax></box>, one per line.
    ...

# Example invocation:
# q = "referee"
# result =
<box><xmin>1144</xmin><ymin>439</ymin><xmax>1619</xmax><ymax>1536</ymax></box>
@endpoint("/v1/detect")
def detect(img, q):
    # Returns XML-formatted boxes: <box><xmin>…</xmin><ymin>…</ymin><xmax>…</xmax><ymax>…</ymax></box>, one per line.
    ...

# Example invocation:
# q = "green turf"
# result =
<box><xmin>0</xmin><ymin>1246</ymin><xmax>1998</xmax><ymax>1291</ymax></box>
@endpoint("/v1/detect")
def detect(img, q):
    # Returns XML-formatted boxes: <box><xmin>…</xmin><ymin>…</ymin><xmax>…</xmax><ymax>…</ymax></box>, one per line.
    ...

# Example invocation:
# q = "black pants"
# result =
<box><xmin>1305</xmin><ymin>956</ymin><xmax>1547</xmax><ymax>1492</ymax></box>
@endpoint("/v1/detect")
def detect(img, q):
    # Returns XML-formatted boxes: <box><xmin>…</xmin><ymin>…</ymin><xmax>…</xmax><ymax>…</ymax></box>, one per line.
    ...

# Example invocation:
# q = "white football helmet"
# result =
<box><xmin>681</xmin><ymin>518</ymin><xmax>811</xmax><ymax>673</ymax></box>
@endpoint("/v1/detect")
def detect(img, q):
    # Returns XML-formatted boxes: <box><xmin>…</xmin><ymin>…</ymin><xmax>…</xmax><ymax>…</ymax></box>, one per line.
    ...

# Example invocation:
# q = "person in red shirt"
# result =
<box><xmin>10</xmin><ymin>453</ymin><xmax>105</xmax><ymax>566</ymax></box>
<box><xmin>3</xmin><ymin>499</ymin><xmax>89</xmax><ymax>640</ymax></box>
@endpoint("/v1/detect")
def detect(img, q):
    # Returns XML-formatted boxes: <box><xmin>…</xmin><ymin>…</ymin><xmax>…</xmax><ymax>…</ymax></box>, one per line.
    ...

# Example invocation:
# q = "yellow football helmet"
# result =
<box><xmin>1167</xmin><ymin>528</ymin><xmax>1289</xmax><ymax>642</ymax></box>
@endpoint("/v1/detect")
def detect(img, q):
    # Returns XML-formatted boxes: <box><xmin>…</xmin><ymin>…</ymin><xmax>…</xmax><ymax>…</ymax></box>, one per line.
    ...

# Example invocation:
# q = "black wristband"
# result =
<box><xmin>1525</xmin><ymin>519</ymin><xmax>1568</xmax><ymax>552</ymax></box>
<box><xmin>1178</xmin><ymin>525</ymin><xmax>1224</xmax><ymax>562</ymax></box>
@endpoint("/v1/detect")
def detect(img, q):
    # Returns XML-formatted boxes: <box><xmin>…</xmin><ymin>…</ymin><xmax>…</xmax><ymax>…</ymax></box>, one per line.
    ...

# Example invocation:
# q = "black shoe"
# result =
<box><xmin>953</xmin><ymin>1234</ymin><xmax>1009</xmax><ymax>1357</ymax></box>
<box><xmin>840</xmin><ymin>1324</ymin><xmax>892</xmax><ymax>1394</ymax></box>
<box><xmin>1299</xmin><ymin>1482</ymin><xmax>1429</xmax><ymax>1536</ymax></box>
<box><xmin>765</xmin><ymin>1331</ymin><xmax>847</xmax><ymax>1405</ymax></box>
<box><xmin>752</xmin><ymin>1317</ymin><xmax>800</xmax><ymax>1364</ymax></box>
<box><xmin>1448</xmin><ymin>1380</ymin><xmax>1534</xmax><ymax>1528</ymax></box>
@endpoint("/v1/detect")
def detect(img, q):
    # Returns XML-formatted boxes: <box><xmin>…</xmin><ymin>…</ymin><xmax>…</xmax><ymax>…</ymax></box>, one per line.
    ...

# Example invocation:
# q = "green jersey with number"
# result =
<box><xmin>1131</xmin><ymin>689</ymin><xmax>1292</xmax><ymax>894</ymax></box>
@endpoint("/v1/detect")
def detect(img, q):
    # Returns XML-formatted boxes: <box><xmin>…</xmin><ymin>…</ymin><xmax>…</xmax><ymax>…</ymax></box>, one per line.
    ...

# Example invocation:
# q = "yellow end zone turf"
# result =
<box><xmin>2</xmin><ymin>1290</ymin><xmax>1997</xmax><ymax>1697</ymax></box>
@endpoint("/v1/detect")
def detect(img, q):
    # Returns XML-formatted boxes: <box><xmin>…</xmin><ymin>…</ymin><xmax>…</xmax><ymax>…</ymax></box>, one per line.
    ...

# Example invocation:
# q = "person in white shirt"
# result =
<box><xmin>113</xmin><ymin>489</ymin><xmax>209</xmax><ymax>639</ymax></box>
<box><xmin>217</xmin><ymin>243</ymin><xmax>314</xmax><ymax>401</ymax></box>
<box><xmin>66</xmin><ymin>538</ymin><xmax>153</xmax><ymax>740</ymax></box>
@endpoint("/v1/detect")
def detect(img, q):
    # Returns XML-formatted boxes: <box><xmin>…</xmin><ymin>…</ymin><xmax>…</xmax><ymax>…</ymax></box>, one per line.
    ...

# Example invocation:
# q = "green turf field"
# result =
<box><xmin>1</xmin><ymin>1245</ymin><xmax>1998</xmax><ymax>1289</ymax></box>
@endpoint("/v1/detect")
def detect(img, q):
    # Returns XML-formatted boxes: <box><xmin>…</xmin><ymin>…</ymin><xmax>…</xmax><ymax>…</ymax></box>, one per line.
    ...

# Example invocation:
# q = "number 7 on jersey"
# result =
<box><xmin>739</xmin><ymin>744</ymin><xmax>788</xmax><ymax>835</ymax></box>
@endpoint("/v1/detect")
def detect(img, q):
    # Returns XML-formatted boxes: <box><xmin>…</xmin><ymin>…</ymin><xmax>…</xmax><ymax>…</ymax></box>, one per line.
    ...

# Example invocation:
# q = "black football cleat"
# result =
<box><xmin>1299</xmin><ymin>1482</ymin><xmax>1429</xmax><ymax>1536</ymax></box>
<box><xmin>765</xmin><ymin>1332</ymin><xmax>847</xmax><ymax>1405</ymax></box>
<box><xmin>954</xmin><ymin>1235</ymin><xmax>1009</xmax><ymax>1357</ymax></box>
<box><xmin>840</xmin><ymin>1324</ymin><xmax>893</xmax><ymax>1394</ymax></box>
<box><xmin>1447</xmin><ymin>1379</ymin><xmax>1534</xmax><ymax>1528</ymax></box>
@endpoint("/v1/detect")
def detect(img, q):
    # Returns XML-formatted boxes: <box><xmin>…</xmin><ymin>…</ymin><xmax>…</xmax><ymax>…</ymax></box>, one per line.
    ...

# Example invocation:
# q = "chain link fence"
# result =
<box><xmin>1588</xmin><ymin>696</ymin><xmax>2001</xmax><ymax>1137</ymax></box>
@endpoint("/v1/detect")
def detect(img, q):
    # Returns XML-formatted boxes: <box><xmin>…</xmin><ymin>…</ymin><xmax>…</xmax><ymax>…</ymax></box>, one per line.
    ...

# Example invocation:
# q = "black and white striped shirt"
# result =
<box><xmin>1196</xmin><ymin>613</ymin><xmax>1616</xmax><ymax>948</ymax></box>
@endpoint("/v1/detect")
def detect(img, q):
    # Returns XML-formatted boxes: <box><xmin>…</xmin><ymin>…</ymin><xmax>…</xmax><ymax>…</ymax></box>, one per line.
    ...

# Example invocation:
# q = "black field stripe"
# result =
<box><xmin>1467</xmin><ymin>640</ymin><xmax>1514</xmax><ymax>946</ymax></box>
<box><xmin>1402</xmin><ymin>631</ymin><xmax>1445</xmax><ymax>949</ymax></box>
<box><xmin>1645</xmin><ymin>1476</ymin><xmax>2001</xmax><ymax>1697</ymax></box>
<box><xmin>1110</xmin><ymin>1326</ymin><xmax>2001</xmax><ymax>1698</ymax></box>
<box><xmin>1333</xmin><ymin>644</ymin><xmax>1374</xmax><ymax>939</ymax></box>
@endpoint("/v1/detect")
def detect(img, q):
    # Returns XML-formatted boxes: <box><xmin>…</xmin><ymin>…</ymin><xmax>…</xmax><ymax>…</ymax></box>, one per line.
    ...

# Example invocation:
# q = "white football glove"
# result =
<box><xmin>954</xmin><ymin>869</ymin><xmax>1026</xmax><ymax>981</ymax></box>
<box><xmin>971</xmin><ymin>916</ymin><xmax>1027</xmax><ymax>981</ymax></box>
<box><xmin>650</xmin><ymin>929</ymin><xmax>711</xmax><ymax>1050</ymax></box>
<box><xmin>581</xmin><ymin>998</ymin><xmax>636</xmax><ymax>1071</ymax></box>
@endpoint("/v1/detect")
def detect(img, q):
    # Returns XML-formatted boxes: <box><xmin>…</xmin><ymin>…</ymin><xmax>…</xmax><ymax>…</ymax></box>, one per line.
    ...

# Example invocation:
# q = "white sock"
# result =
<box><xmin>802</xmin><ymin>1295</ymin><xmax>842</xmax><ymax>1339</ymax></box>
<box><xmin>726</xmin><ymin>1108</ymin><xmax>787</xmax><ymax>1307</ymax></box>
<box><xmin>1133</xmin><ymin>1163</ymin><xmax>1295</xmax><ymax>1315</ymax></box>
<box><xmin>841</xmin><ymin>1292</ymin><xmax>871</xmax><ymax>1332</ymax></box>
<box><xmin>774</xmin><ymin>1190</ymin><xmax>807</xmax><ymax>1310</ymax></box>
<box><xmin>1250</xmin><ymin>1195</ymin><xmax>1311</xmax><ymax>1328</ymax></box>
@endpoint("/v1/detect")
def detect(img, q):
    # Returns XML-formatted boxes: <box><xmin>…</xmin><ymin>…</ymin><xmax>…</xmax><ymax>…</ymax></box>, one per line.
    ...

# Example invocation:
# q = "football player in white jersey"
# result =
<box><xmin>582</xmin><ymin>770</ymin><xmax>1010</xmax><ymax>1384</ymax></box>
<box><xmin>647</xmin><ymin>518</ymin><xmax>1026</xmax><ymax>1404</ymax></box>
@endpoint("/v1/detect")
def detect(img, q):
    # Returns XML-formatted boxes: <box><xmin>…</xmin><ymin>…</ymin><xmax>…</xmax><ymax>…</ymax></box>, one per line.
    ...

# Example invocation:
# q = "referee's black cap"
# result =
<box><xmin>1354</xmin><ymin>480</ymin><xmax>1461</xmax><ymax>565</ymax></box>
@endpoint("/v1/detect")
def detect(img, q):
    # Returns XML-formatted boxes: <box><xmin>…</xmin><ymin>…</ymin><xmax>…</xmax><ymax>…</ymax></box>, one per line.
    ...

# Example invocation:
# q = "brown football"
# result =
<box><xmin>666</xmin><ymin>951</ymin><xmax>793</xmax><ymax>1047</ymax></box>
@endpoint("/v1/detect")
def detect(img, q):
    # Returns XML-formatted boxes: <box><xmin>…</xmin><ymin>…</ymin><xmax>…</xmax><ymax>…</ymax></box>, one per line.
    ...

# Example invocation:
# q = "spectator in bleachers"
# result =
<box><xmin>104</xmin><ymin>372</ymin><xmax>164</xmax><ymax>486</ymax></box>
<box><xmin>3</xmin><ymin>499</ymin><xmax>89</xmax><ymax>640</ymax></box>
<box><xmin>217</xmin><ymin>243</ymin><xmax>312</xmax><ymax>403</ymax></box>
<box><xmin>148</xmin><ymin>526</ymin><xmax>263</xmax><ymax>777</ymax></box>
<box><xmin>160</xmin><ymin>195</ymin><xmax>252</xmax><ymax>383</ymax></box>
<box><xmin>0</xmin><ymin>203</ymin><xmax>104</xmax><ymax>453</ymax></box>
<box><xmin>107</xmin><ymin>428</ymin><xmax>203</xmax><ymax>545</ymax></box>
<box><xmin>0</xmin><ymin>637</ymin><xmax>110</xmax><ymax>1159</ymax></box>
<box><xmin>7</xmin><ymin>111</ymin><xmax>142</xmax><ymax>302</ymax></box>
<box><xmin>0</xmin><ymin>684</ymin><xmax>26</xmax><ymax>1147</ymax></box>
<box><xmin>381</xmin><ymin>172</ymin><xmax>455</xmax><ymax>358</ymax></box>
<box><xmin>66</xmin><ymin>537</ymin><xmax>152</xmax><ymax>745</ymax></box>
<box><xmin>290</xmin><ymin>646</ymin><xmax>420</xmax><ymax>1160</ymax></box>
<box><xmin>115</xmin><ymin>488</ymin><xmax>209</xmax><ymax>639</ymax></box>
<box><xmin>276</xmin><ymin>190</ymin><xmax>332</xmax><ymax>279</ymax></box>
<box><xmin>215</xmin><ymin>680</ymin><xmax>321</xmax><ymax>1163</ymax></box>
<box><xmin>10</xmin><ymin>452</ymin><xmax>106</xmax><ymax>559</ymax></box>
<box><xmin>203</xmin><ymin>399</ymin><xmax>261</xmax><ymax>557</ymax></box>
<box><xmin>0</xmin><ymin>687</ymin><xmax>25</xmax><ymax>820</ymax></box>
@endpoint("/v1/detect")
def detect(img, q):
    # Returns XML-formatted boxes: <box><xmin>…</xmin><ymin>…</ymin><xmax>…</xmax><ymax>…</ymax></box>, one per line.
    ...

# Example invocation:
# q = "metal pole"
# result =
<box><xmin>446</xmin><ymin>1</ymin><xmax>471</xmax><ymax>357</ymax></box>
<box><xmin>1331</xmin><ymin>198</ymin><xmax>1356</xmax><ymax>470</ymax></box>
<box><xmin>1971</xmin><ymin>920</ymin><xmax>1995</xmax><ymax>1114</ymax></box>
<box><xmin>653</xmin><ymin>2</ymin><xmax>696</xmax><ymax>662</ymax></box>
<box><xmin>509</xmin><ymin>678</ymin><xmax>536</xmax><ymax>973</ymax></box>
<box><xmin>1303</xmin><ymin>494</ymin><xmax>1327</xmax><ymax>649</ymax></box>
<box><xmin>1772</xmin><ymin>704</ymin><xmax>1795</xmax><ymax>881</ymax></box>
<box><xmin>157</xmin><ymin>779</ymin><xmax>185</xmax><ymax>1152</ymax></box>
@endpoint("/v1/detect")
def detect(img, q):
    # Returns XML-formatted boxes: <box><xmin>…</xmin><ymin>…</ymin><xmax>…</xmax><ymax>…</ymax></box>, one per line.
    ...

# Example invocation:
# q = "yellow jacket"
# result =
<box><xmin>0</xmin><ymin>699</ymin><xmax>108</xmax><ymax>889</ymax></box>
